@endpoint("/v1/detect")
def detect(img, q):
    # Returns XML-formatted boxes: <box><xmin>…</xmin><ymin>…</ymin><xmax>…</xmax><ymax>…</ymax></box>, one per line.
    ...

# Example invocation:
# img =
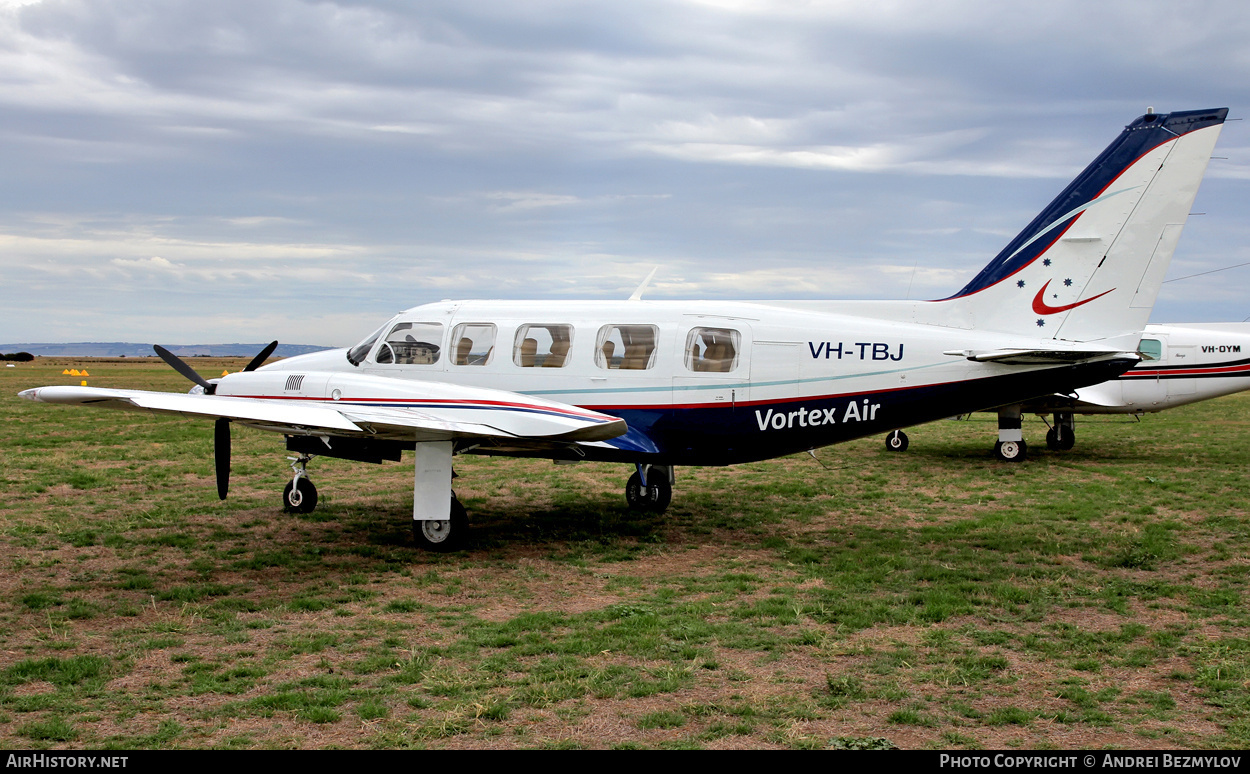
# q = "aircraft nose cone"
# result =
<box><xmin>18</xmin><ymin>388</ymin><xmax>38</xmax><ymax>401</ymax></box>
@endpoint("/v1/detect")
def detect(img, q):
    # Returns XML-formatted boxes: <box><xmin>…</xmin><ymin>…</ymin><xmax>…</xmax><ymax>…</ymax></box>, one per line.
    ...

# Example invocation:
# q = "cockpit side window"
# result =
<box><xmin>595</xmin><ymin>325</ymin><xmax>658</xmax><ymax>370</ymax></box>
<box><xmin>374</xmin><ymin>322</ymin><xmax>444</xmax><ymax>365</ymax></box>
<box><xmin>685</xmin><ymin>327</ymin><xmax>740</xmax><ymax>373</ymax></box>
<box><xmin>450</xmin><ymin>323</ymin><xmax>497</xmax><ymax>366</ymax></box>
<box><xmin>513</xmin><ymin>324</ymin><xmax>573</xmax><ymax>367</ymax></box>
<box><xmin>1138</xmin><ymin>338</ymin><xmax>1163</xmax><ymax>361</ymax></box>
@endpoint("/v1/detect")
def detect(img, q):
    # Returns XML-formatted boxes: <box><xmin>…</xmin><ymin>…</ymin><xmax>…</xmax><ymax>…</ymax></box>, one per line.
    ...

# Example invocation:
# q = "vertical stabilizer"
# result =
<box><xmin>943</xmin><ymin>108</ymin><xmax>1227</xmax><ymax>342</ymax></box>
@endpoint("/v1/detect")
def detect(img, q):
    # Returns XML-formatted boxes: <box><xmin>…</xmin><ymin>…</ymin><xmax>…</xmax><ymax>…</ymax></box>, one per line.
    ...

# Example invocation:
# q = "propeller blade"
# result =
<box><xmin>244</xmin><ymin>341</ymin><xmax>279</xmax><ymax>372</ymax></box>
<box><xmin>215</xmin><ymin>417</ymin><xmax>230</xmax><ymax>500</ymax></box>
<box><xmin>154</xmin><ymin>345</ymin><xmax>214</xmax><ymax>393</ymax></box>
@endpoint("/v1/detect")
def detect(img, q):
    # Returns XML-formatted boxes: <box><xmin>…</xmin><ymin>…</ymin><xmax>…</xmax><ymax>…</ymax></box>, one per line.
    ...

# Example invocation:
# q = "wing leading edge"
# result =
<box><xmin>19</xmin><ymin>383</ymin><xmax>627</xmax><ymax>445</ymax></box>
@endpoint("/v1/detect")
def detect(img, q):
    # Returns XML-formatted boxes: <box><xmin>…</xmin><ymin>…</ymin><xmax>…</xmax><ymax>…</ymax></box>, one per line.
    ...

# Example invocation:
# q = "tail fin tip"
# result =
<box><xmin>945</xmin><ymin>107</ymin><xmax>1228</xmax><ymax>341</ymax></box>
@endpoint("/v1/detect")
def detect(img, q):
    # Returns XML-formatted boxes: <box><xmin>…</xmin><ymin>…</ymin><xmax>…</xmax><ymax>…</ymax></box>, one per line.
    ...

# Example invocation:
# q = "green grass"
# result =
<box><xmin>1</xmin><ymin>358</ymin><xmax>1249</xmax><ymax>748</ymax></box>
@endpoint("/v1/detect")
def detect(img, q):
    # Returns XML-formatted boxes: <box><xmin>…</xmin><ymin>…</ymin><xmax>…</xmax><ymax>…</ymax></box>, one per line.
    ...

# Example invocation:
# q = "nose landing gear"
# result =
<box><xmin>283</xmin><ymin>453</ymin><xmax>318</xmax><ymax>513</ymax></box>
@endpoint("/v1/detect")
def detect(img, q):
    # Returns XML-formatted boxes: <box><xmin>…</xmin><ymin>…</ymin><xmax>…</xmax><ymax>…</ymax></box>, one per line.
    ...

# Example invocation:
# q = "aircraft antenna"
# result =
<box><xmin>628</xmin><ymin>267</ymin><xmax>659</xmax><ymax>301</ymax></box>
<box><xmin>1162</xmin><ymin>259</ymin><xmax>1250</xmax><ymax>285</ymax></box>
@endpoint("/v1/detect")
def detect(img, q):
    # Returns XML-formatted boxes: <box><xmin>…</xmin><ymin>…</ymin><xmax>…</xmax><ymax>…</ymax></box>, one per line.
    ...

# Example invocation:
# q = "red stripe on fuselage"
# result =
<box><xmin>1124</xmin><ymin>362</ymin><xmax>1250</xmax><ymax>378</ymax></box>
<box><xmin>228</xmin><ymin>394</ymin><xmax>616</xmax><ymax>422</ymax></box>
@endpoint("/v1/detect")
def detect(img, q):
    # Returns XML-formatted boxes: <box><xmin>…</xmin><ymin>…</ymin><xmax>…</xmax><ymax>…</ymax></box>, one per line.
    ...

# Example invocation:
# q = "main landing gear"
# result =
<box><xmin>276</xmin><ymin>441</ymin><xmax>470</xmax><ymax>552</ymax></box>
<box><xmin>412</xmin><ymin>493</ymin><xmax>468</xmax><ymax>552</ymax></box>
<box><xmin>626</xmin><ymin>464</ymin><xmax>673</xmax><ymax>513</ymax></box>
<box><xmin>994</xmin><ymin>406</ymin><xmax>1027</xmax><ymax>462</ymax></box>
<box><xmin>274</xmin><ymin>449</ymin><xmax>681</xmax><ymax>551</ymax></box>
<box><xmin>880</xmin><ymin>410</ymin><xmax>1078</xmax><ymax>461</ymax></box>
<box><xmin>1045</xmin><ymin>412</ymin><xmax>1076</xmax><ymax>451</ymax></box>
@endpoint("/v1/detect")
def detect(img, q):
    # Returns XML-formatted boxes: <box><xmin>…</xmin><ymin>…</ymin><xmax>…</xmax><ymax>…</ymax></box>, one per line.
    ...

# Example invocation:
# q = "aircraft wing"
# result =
<box><xmin>19</xmin><ymin>385</ymin><xmax>627</xmax><ymax>444</ymax></box>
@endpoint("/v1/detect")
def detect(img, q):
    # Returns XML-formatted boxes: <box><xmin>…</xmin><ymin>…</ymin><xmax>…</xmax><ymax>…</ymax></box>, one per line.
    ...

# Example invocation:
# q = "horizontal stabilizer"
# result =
<box><xmin>944</xmin><ymin>348</ymin><xmax>1140</xmax><ymax>365</ymax></box>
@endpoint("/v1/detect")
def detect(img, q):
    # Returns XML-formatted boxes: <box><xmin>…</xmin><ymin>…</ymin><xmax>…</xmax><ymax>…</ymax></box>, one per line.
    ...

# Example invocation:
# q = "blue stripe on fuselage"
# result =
<box><xmin>584</xmin><ymin>357</ymin><xmax>1136</xmax><ymax>465</ymax></box>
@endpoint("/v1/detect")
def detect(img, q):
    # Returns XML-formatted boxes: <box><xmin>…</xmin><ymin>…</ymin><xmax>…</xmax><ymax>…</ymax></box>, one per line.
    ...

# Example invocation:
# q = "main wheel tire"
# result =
<box><xmin>412</xmin><ymin>497</ymin><xmax>468</xmax><ymax>552</ymax></box>
<box><xmin>994</xmin><ymin>439</ymin><xmax>1027</xmax><ymax>462</ymax></box>
<box><xmin>282</xmin><ymin>478</ymin><xmax>318</xmax><ymax>513</ymax></box>
<box><xmin>885</xmin><ymin>430</ymin><xmax>909</xmax><ymax>452</ymax></box>
<box><xmin>625</xmin><ymin>471</ymin><xmax>672</xmax><ymax>514</ymax></box>
<box><xmin>1046</xmin><ymin>426</ymin><xmax>1076</xmax><ymax>451</ymax></box>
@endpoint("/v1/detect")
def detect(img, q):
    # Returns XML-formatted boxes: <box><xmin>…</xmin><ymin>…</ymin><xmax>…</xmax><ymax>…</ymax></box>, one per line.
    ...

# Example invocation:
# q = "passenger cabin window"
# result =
<box><xmin>451</xmin><ymin>323</ymin><xmax>497</xmax><ymax>366</ymax></box>
<box><xmin>685</xmin><ymin>327</ymin><xmax>740</xmax><ymax>373</ymax></box>
<box><xmin>513</xmin><ymin>324</ymin><xmax>573</xmax><ymax>368</ymax></box>
<box><xmin>596</xmin><ymin>325</ymin><xmax>658</xmax><ymax>370</ymax></box>
<box><xmin>375</xmin><ymin>322</ymin><xmax>443</xmax><ymax>365</ymax></box>
<box><xmin>1139</xmin><ymin>338</ymin><xmax>1163</xmax><ymax>361</ymax></box>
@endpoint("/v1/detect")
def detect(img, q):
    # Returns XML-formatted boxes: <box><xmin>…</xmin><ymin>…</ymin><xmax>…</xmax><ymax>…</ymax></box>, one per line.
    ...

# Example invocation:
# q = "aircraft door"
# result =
<box><xmin>1165</xmin><ymin>345</ymin><xmax>1197</xmax><ymax>401</ymax></box>
<box><xmin>673</xmin><ymin>324</ymin><xmax>750</xmax><ymax>407</ymax></box>
<box><xmin>1122</xmin><ymin>335</ymin><xmax>1167</xmax><ymax>408</ymax></box>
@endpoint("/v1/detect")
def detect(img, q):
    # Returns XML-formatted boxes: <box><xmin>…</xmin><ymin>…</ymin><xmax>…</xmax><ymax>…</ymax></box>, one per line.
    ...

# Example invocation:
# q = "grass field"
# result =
<box><xmin>1</xmin><ymin>357</ymin><xmax>1247</xmax><ymax>750</ymax></box>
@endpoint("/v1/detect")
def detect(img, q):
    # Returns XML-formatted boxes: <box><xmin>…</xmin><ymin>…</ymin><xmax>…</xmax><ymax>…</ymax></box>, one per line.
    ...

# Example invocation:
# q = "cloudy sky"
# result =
<box><xmin>2</xmin><ymin>0</ymin><xmax>1249</xmax><ymax>346</ymax></box>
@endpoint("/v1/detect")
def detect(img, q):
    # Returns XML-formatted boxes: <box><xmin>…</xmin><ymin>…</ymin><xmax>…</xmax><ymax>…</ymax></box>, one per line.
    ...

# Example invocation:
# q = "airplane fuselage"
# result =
<box><xmin>255</xmin><ymin>299</ymin><xmax>1138</xmax><ymax>466</ymax></box>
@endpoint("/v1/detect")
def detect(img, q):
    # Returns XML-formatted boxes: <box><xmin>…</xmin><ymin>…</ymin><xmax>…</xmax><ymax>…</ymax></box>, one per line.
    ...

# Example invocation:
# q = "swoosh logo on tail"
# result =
<box><xmin>1032</xmin><ymin>280</ymin><xmax>1116</xmax><ymax>315</ymax></box>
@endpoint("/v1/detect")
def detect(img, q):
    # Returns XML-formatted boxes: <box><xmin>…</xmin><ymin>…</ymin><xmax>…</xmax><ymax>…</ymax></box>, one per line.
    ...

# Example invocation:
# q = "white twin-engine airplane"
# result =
<box><xmin>20</xmin><ymin>108</ymin><xmax>1230</xmax><ymax>551</ymax></box>
<box><xmin>883</xmin><ymin>322</ymin><xmax>1250</xmax><ymax>455</ymax></box>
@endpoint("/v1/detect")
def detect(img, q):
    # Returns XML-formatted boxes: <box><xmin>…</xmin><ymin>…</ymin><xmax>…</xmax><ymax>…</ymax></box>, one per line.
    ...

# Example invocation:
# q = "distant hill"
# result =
<box><xmin>0</xmin><ymin>343</ymin><xmax>333</xmax><ymax>358</ymax></box>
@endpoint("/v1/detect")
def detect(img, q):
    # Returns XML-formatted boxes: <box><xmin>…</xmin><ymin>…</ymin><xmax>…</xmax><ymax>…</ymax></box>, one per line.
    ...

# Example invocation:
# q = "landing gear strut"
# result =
<box><xmin>410</xmin><ymin>441</ymin><xmax>467</xmax><ymax>552</ymax></box>
<box><xmin>283</xmin><ymin>453</ymin><xmax>318</xmax><ymax>513</ymax></box>
<box><xmin>626</xmin><ymin>464</ymin><xmax>672</xmax><ymax>513</ymax></box>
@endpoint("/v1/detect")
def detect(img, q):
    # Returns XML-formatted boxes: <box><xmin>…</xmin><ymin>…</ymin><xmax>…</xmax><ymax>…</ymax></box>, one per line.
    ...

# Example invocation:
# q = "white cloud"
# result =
<box><xmin>0</xmin><ymin>0</ymin><xmax>1247</xmax><ymax>342</ymax></box>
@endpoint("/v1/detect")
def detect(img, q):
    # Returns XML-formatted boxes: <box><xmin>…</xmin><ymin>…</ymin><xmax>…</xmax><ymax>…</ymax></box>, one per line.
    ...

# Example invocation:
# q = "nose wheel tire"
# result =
<box><xmin>283</xmin><ymin>477</ymin><xmax>318</xmax><ymax>513</ymax></box>
<box><xmin>413</xmin><ymin>497</ymin><xmax>468</xmax><ymax>552</ymax></box>
<box><xmin>885</xmin><ymin>430</ymin><xmax>909</xmax><ymax>452</ymax></box>
<box><xmin>625</xmin><ymin>471</ymin><xmax>672</xmax><ymax>513</ymax></box>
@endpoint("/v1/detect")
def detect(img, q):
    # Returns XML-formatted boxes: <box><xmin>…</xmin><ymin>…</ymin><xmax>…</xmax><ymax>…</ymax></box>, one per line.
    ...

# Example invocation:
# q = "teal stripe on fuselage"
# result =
<box><xmin>520</xmin><ymin>361</ymin><xmax>944</xmax><ymax>397</ymax></box>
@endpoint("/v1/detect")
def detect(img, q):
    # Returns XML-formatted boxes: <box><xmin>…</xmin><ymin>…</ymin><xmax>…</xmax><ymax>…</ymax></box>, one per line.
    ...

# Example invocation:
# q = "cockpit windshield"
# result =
<box><xmin>346</xmin><ymin>323</ymin><xmax>388</xmax><ymax>366</ymax></box>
